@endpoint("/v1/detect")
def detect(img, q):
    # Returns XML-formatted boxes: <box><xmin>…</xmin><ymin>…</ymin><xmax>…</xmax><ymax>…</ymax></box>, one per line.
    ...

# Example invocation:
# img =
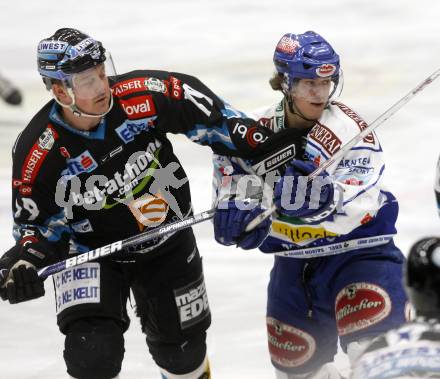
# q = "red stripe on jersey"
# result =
<box><xmin>332</xmin><ymin>101</ymin><xmax>375</xmax><ymax>144</ymax></box>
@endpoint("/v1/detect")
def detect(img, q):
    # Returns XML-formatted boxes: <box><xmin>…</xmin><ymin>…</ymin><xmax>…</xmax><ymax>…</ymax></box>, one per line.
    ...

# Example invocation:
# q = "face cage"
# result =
<box><xmin>282</xmin><ymin>69</ymin><xmax>344</xmax><ymax>104</ymax></box>
<box><xmin>46</xmin><ymin>52</ymin><xmax>116</xmax><ymax>118</ymax></box>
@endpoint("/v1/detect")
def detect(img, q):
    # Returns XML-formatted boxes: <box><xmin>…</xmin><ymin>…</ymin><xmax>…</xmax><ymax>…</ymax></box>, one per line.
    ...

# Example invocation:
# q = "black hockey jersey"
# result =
<box><xmin>11</xmin><ymin>70</ymin><xmax>272</xmax><ymax>261</ymax></box>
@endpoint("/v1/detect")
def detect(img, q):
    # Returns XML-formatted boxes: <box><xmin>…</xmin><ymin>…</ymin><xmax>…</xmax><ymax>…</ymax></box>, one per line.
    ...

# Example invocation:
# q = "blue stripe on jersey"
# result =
<box><xmin>342</xmin><ymin>164</ymin><xmax>385</xmax><ymax>206</ymax></box>
<box><xmin>306</xmin><ymin>139</ymin><xmax>330</xmax><ymax>160</ymax></box>
<box><xmin>186</xmin><ymin>122</ymin><xmax>235</xmax><ymax>150</ymax></box>
<box><xmin>13</xmin><ymin>217</ymin><xmax>71</xmax><ymax>243</ymax></box>
<box><xmin>49</xmin><ymin>103</ymin><xmax>107</xmax><ymax>140</ymax></box>
<box><xmin>220</xmin><ymin>102</ymin><xmax>248</xmax><ymax>119</ymax></box>
<box><xmin>43</xmin><ymin>211</ymin><xmax>71</xmax><ymax>241</ymax></box>
<box><xmin>70</xmin><ymin>239</ymin><xmax>91</xmax><ymax>254</ymax></box>
<box><xmin>350</xmin><ymin>146</ymin><xmax>383</xmax><ymax>152</ymax></box>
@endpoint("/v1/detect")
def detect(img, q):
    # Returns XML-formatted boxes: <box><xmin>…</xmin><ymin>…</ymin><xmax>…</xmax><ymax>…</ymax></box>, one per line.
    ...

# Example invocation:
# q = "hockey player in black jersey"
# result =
<box><xmin>351</xmin><ymin>237</ymin><xmax>440</xmax><ymax>378</ymax></box>
<box><xmin>0</xmin><ymin>28</ymin><xmax>272</xmax><ymax>379</ymax></box>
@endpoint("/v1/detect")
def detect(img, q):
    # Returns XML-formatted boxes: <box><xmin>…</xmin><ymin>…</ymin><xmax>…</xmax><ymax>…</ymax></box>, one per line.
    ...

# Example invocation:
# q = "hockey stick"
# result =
<box><xmin>1</xmin><ymin>143</ymin><xmax>295</xmax><ymax>284</ymax></box>
<box><xmin>34</xmin><ymin>142</ymin><xmax>294</xmax><ymax>280</ymax></box>
<box><xmin>245</xmin><ymin>67</ymin><xmax>440</xmax><ymax>232</ymax></box>
<box><xmin>34</xmin><ymin>208</ymin><xmax>215</xmax><ymax>279</ymax></box>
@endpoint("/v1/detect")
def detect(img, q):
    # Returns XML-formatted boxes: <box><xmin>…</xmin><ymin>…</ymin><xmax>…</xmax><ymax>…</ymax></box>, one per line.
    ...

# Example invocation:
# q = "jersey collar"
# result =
<box><xmin>49</xmin><ymin>102</ymin><xmax>107</xmax><ymax>140</ymax></box>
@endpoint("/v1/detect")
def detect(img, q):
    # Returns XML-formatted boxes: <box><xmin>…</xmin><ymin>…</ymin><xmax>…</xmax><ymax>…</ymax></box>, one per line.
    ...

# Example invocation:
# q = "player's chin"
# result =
<box><xmin>306</xmin><ymin>103</ymin><xmax>325</xmax><ymax>118</ymax></box>
<box><xmin>310</xmin><ymin>101</ymin><xmax>326</xmax><ymax>108</ymax></box>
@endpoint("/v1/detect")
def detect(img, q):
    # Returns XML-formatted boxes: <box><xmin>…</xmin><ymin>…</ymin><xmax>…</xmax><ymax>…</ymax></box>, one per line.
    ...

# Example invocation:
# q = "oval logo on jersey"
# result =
<box><xmin>267</xmin><ymin>317</ymin><xmax>316</xmax><ymax>367</ymax></box>
<box><xmin>335</xmin><ymin>282</ymin><xmax>391</xmax><ymax>336</ymax></box>
<box><xmin>316</xmin><ymin>64</ymin><xmax>336</xmax><ymax>77</ymax></box>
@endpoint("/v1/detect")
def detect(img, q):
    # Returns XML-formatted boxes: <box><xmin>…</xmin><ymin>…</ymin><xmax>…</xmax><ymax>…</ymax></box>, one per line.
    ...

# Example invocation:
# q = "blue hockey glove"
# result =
<box><xmin>274</xmin><ymin>160</ymin><xmax>337</xmax><ymax>222</ymax></box>
<box><xmin>214</xmin><ymin>200</ymin><xmax>271</xmax><ymax>250</ymax></box>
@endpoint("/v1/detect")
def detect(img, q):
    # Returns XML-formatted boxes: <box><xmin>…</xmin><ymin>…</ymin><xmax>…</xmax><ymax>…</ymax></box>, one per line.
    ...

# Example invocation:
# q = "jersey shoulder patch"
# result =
<box><xmin>13</xmin><ymin>118</ymin><xmax>60</xmax><ymax>195</ymax></box>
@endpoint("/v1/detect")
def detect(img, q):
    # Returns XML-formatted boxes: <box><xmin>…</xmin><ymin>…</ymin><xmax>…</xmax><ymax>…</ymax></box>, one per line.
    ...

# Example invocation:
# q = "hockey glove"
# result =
<box><xmin>0</xmin><ymin>246</ymin><xmax>45</xmax><ymax>304</ymax></box>
<box><xmin>214</xmin><ymin>200</ymin><xmax>271</xmax><ymax>250</ymax></box>
<box><xmin>0</xmin><ymin>230</ymin><xmax>67</xmax><ymax>304</ymax></box>
<box><xmin>274</xmin><ymin>160</ymin><xmax>337</xmax><ymax>223</ymax></box>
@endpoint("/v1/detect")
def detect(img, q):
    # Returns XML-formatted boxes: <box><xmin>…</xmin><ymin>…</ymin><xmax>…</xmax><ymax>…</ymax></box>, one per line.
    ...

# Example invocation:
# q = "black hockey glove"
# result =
<box><xmin>0</xmin><ymin>230</ymin><xmax>67</xmax><ymax>304</ymax></box>
<box><xmin>0</xmin><ymin>246</ymin><xmax>46</xmax><ymax>304</ymax></box>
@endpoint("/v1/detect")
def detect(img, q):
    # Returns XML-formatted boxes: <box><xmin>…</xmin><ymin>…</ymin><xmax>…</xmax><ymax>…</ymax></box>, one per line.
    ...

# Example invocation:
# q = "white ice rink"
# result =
<box><xmin>1</xmin><ymin>1</ymin><xmax>440</xmax><ymax>378</ymax></box>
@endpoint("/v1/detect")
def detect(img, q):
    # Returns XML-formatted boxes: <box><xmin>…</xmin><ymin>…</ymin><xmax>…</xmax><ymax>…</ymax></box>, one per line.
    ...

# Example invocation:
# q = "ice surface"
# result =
<box><xmin>1</xmin><ymin>1</ymin><xmax>440</xmax><ymax>377</ymax></box>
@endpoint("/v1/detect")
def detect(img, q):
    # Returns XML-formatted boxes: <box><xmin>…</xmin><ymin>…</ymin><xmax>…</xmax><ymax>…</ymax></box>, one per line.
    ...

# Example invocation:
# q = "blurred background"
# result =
<box><xmin>0</xmin><ymin>1</ymin><xmax>439</xmax><ymax>377</ymax></box>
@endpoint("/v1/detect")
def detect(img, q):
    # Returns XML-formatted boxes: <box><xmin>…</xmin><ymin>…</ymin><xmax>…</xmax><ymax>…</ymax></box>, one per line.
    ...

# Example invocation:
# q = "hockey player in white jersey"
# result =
<box><xmin>351</xmin><ymin>237</ymin><xmax>440</xmax><ymax>378</ymax></box>
<box><xmin>212</xmin><ymin>31</ymin><xmax>409</xmax><ymax>378</ymax></box>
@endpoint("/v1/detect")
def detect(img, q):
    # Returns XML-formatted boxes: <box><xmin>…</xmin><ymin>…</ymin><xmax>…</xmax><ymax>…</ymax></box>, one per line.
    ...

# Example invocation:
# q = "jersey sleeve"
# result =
<box><xmin>149</xmin><ymin>72</ymin><xmax>273</xmax><ymax>158</ymax></box>
<box><xmin>299</xmin><ymin>101</ymin><xmax>397</xmax><ymax>236</ymax></box>
<box><xmin>312</xmin><ymin>130</ymin><xmax>394</xmax><ymax>235</ymax></box>
<box><xmin>10</xmin><ymin>125</ymin><xmax>71</xmax><ymax>267</ymax></box>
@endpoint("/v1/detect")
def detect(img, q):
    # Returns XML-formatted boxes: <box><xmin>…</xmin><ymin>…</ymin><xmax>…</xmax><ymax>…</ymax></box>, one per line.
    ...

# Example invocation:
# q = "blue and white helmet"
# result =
<box><xmin>37</xmin><ymin>28</ymin><xmax>114</xmax><ymax>118</ymax></box>
<box><xmin>273</xmin><ymin>31</ymin><xmax>341</xmax><ymax>95</ymax></box>
<box><xmin>37</xmin><ymin>28</ymin><xmax>106</xmax><ymax>88</ymax></box>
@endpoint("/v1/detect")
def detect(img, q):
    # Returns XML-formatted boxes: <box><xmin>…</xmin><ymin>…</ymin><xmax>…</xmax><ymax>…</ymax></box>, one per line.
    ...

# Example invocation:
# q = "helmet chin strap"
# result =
<box><xmin>50</xmin><ymin>87</ymin><xmax>114</xmax><ymax>118</ymax></box>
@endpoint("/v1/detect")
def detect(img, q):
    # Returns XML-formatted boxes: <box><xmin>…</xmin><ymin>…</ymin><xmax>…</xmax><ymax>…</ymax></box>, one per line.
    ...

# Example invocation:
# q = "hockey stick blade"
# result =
<box><xmin>245</xmin><ymin>67</ymin><xmax>440</xmax><ymax>232</ymax></box>
<box><xmin>37</xmin><ymin>208</ymin><xmax>215</xmax><ymax>279</ymax></box>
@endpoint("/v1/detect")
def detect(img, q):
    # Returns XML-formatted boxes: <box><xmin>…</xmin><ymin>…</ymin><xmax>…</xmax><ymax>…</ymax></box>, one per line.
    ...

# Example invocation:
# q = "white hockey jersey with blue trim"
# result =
<box><xmin>212</xmin><ymin>100</ymin><xmax>398</xmax><ymax>257</ymax></box>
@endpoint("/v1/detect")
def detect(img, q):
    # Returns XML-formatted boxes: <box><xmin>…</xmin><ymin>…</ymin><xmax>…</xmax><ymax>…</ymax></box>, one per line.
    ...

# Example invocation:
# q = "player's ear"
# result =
<box><xmin>51</xmin><ymin>83</ymin><xmax>72</xmax><ymax>104</ymax></box>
